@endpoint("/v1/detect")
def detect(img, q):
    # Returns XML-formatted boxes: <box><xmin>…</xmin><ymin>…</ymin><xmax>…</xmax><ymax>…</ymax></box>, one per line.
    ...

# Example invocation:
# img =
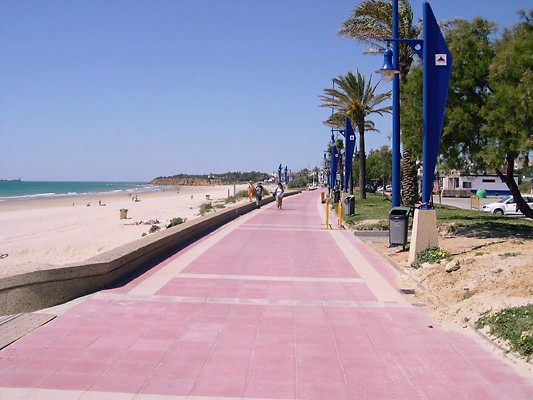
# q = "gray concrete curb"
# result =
<box><xmin>0</xmin><ymin>191</ymin><xmax>298</xmax><ymax>315</ymax></box>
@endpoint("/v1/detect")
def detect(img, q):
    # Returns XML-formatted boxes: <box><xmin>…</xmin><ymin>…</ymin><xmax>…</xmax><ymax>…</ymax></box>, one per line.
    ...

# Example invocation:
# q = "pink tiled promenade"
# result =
<box><xmin>1</xmin><ymin>190</ymin><xmax>532</xmax><ymax>399</ymax></box>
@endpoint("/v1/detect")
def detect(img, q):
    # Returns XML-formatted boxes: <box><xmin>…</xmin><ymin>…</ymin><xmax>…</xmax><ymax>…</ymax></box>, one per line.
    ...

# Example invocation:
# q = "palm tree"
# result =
<box><xmin>320</xmin><ymin>70</ymin><xmax>391</xmax><ymax>199</ymax></box>
<box><xmin>338</xmin><ymin>0</ymin><xmax>420</xmax><ymax>205</ymax></box>
<box><xmin>338</xmin><ymin>0</ymin><xmax>419</xmax><ymax>77</ymax></box>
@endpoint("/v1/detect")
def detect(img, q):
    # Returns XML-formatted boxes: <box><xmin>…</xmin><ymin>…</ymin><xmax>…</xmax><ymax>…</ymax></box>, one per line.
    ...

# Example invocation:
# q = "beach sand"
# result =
<box><xmin>0</xmin><ymin>184</ymin><xmax>249</xmax><ymax>278</ymax></box>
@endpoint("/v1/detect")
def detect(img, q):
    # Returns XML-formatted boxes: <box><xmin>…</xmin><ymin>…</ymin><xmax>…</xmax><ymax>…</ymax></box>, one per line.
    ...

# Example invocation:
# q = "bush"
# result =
<box><xmin>199</xmin><ymin>202</ymin><xmax>214</xmax><ymax>216</ymax></box>
<box><xmin>148</xmin><ymin>225</ymin><xmax>161</xmax><ymax>234</ymax></box>
<box><xmin>410</xmin><ymin>246</ymin><xmax>452</xmax><ymax>269</ymax></box>
<box><xmin>166</xmin><ymin>217</ymin><xmax>186</xmax><ymax>228</ymax></box>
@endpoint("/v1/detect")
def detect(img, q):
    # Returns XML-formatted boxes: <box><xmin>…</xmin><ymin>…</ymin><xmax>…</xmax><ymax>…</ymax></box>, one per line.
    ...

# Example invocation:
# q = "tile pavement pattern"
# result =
<box><xmin>0</xmin><ymin>191</ymin><xmax>532</xmax><ymax>399</ymax></box>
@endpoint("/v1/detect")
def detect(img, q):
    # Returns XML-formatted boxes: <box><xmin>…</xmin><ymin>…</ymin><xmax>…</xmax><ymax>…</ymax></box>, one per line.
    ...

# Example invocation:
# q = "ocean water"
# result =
<box><xmin>0</xmin><ymin>181</ymin><xmax>159</xmax><ymax>202</ymax></box>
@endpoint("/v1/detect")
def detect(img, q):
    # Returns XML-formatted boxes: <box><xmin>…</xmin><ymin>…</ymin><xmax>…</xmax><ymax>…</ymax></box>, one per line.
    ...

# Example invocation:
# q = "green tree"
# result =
<box><xmin>319</xmin><ymin>70</ymin><xmax>391</xmax><ymax>198</ymax></box>
<box><xmin>366</xmin><ymin>146</ymin><xmax>392</xmax><ymax>189</ymax></box>
<box><xmin>482</xmin><ymin>9</ymin><xmax>533</xmax><ymax>218</ymax></box>
<box><xmin>440</xmin><ymin>17</ymin><xmax>496</xmax><ymax>173</ymax></box>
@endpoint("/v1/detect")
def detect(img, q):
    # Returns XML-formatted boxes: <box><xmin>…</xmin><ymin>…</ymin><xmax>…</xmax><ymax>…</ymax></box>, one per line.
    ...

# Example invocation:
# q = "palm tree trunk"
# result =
<box><xmin>401</xmin><ymin>147</ymin><xmax>418</xmax><ymax>206</ymax></box>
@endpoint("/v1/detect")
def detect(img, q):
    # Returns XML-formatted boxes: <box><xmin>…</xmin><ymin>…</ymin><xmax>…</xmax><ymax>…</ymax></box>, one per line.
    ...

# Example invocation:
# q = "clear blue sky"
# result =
<box><xmin>1</xmin><ymin>0</ymin><xmax>530</xmax><ymax>182</ymax></box>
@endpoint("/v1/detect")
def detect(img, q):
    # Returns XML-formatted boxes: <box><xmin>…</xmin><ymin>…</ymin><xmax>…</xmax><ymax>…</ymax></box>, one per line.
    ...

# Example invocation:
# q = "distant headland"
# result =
<box><xmin>150</xmin><ymin>172</ymin><xmax>270</xmax><ymax>186</ymax></box>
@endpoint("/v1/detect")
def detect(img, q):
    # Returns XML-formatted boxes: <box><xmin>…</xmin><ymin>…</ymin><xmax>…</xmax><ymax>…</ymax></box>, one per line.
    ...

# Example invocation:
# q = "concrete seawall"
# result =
<box><xmin>0</xmin><ymin>193</ymin><xmax>298</xmax><ymax>315</ymax></box>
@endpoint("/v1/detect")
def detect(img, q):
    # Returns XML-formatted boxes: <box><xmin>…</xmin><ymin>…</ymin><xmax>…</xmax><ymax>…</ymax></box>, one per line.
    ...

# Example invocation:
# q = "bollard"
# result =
<box><xmin>470</xmin><ymin>194</ymin><xmax>479</xmax><ymax>210</ymax></box>
<box><xmin>338</xmin><ymin>200</ymin><xmax>342</xmax><ymax>226</ymax></box>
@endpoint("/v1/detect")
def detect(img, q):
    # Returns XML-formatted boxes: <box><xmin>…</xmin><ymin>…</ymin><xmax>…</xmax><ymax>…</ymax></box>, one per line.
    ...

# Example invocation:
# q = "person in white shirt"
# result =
<box><xmin>273</xmin><ymin>182</ymin><xmax>285</xmax><ymax>210</ymax></box>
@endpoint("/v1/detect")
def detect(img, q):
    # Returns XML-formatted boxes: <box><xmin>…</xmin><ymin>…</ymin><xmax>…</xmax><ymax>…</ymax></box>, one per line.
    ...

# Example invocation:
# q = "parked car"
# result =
<box><xmin>376</xmin><ymin>185</ymin><xmax>392</xmax><ymax>193</ymax></box>
<box><xmin>481</xmin><ymin>194</ymin><xmax>533</xmax><ymax>215</ymax></box>
<box><xmin>365</xmin><ymin>183</ymin><xmax>377</xmax><ymax>193</ymax></box>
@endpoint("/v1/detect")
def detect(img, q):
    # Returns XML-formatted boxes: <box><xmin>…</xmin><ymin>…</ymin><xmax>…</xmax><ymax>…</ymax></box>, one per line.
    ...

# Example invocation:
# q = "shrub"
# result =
<box><xmin>166</xmin><ymin>217</ymin><xmax>186</xmax><ymax>228</ymax></box>
<box><xmin>199</xmin><ymin>202</ymin><xmax>214</xmax><ymax>216</ymax></box>
<box><xmin>148</xmin><ymin>225</ymin><xmax>161</xmax><ymax>234</ymax></box>
<box><xmin>410</xmin><ymin>246</ymin><xmax>452</xmax><ymax>269</ymax></box>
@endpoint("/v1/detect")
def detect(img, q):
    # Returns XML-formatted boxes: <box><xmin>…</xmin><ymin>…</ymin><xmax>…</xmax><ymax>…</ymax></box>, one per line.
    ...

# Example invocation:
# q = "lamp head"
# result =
<box><xmin>375</xmin><ymin>48</ymin><xmax>399</xmax><ymax>82</ymax></box>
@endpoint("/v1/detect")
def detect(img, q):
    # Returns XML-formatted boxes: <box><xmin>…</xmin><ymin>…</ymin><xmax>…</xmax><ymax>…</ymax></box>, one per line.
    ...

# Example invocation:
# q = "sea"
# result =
<box><xmin>0</xmin><ymin>181</ymin><xmax>163</xmax><ymax>203</ymax></box>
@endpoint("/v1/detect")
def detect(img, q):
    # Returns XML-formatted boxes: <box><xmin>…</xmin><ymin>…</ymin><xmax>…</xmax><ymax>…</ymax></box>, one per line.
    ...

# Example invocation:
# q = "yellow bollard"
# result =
<box><xmin>338</xmin><ymin>200</ymin><xmax>342</xmax><ymax>226</ymax></box>
<box><xmin>470</xmin><ymin>194</ymin><xmax>479</xmax><ymax>210</ymax></box>
<box><xmin>320</xmin><ymin>192</ymin><xmax>325</xmax><ymax>203</ymax></box>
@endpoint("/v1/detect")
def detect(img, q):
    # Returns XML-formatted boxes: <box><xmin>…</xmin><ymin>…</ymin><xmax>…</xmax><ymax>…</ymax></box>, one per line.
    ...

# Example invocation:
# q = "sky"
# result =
<box><xmin>0</xmin><ymin>0</ymin><xmax>531</xmax><ymax>182</ymax></box>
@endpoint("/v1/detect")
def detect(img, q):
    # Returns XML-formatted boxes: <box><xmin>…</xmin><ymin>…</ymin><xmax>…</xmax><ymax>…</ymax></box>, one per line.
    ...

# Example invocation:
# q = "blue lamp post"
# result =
<box><xmin>376</xmin><ymin>0</ymin><xmax>452</xmax><ymax>260</ymax></box>
<box><xmin>375</xmin><ymin>1</ymin><xmax>401</xmax><ymax>208</ymax></box>
<box><xmin>376</xmin><ymin>0</ymin><xmax>452</xmax><ymax>208</ymax></box>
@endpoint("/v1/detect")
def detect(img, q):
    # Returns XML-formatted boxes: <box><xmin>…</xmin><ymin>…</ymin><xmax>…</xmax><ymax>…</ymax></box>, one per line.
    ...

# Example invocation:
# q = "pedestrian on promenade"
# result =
<box><xmin>255</xmin><ymin>182</ymin><xmax>264</xmax><ymax>208</ymax></box>
<box><xmin>247</xmin><ymin>181</ymin><xmax>254</xmax><ymax>202</ymax></box>
<box><xmin>273</xmin><ymin>182</ymin><xmax>285</xmax><ymax>210</ymax></box>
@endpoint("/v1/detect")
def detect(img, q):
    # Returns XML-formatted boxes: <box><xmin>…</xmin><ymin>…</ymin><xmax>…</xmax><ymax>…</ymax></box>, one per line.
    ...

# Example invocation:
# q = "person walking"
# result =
<box><xmin>273</xmin><ymin>182</ymin><xmax>285</xmax><ymax>210</ymax></box>
<box><xmin>255</xmin><ymin>182</ymin><xmax>264</xmax><ymax>208</ymax></box>
<box><xmin>247</xmin><ymin>181</ymin><xmax>254</xmax><ymax>202</ymax></box>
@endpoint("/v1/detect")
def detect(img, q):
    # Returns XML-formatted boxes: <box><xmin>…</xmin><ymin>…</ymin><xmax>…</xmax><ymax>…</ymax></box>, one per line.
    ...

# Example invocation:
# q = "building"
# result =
<box><xmin>441</xmin><ymin>173</ymin><xmax>517</xmax><ymax>197</ymax></box>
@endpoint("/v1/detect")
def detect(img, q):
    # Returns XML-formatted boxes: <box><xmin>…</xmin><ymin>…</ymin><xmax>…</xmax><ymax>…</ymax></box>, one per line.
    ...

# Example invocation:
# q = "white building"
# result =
<box><xmin>442</xmin><ymin>173</ymin><xmax>517</xmax><ymax>196</ymax></box>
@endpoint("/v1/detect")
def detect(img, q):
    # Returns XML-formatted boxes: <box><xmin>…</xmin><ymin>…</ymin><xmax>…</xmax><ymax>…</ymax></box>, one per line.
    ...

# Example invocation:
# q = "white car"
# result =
<box><xmin>482</xmin><ymin>194</ymin><xmax>533</xmax><ymax>215</ymax></box>
<box><xmin>377</xmin><ymin>185</ymin><xmax>392</xmax><ymax>193</ymax></box>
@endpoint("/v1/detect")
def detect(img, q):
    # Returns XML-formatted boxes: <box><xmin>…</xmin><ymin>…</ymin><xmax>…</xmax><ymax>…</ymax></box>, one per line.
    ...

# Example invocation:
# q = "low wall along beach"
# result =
<box><xmin>0</xmin><ymin>184</ymin><xmax>292</xmax><ymax>314</ymax></box>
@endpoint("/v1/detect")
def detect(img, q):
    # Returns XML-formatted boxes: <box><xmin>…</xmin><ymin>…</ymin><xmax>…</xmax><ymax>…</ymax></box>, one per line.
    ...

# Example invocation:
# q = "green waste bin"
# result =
<box><xmin>476</xmin><ymin>188</ymin><xmax>487</xmax><ymax>198</ymax></box>
<box><xmin>389</xmin><ymin>206</ymin><xmax>412</xmax><ymax>248</ymax></box>
<box><xmin>343</xmin><ymin>196</ymin><xmax>355</xmax><ymax>216</ymax></box>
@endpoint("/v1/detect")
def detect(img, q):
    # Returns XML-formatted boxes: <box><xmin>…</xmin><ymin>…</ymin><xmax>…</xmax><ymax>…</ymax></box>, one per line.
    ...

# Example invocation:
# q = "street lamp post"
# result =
<box><xmin>391</xmin><ymin>0</ymin><xmax>401</xmax><ymax>208</ymax></box>
<box><xmin>376</xmin><ymin>0</ymin><xmax>452</xmax><ymax>261</ymax></box>
<box><xmin>375</xmin><ymin>1</ymin><xmax>401</xmax><ymax>208</ymax></box>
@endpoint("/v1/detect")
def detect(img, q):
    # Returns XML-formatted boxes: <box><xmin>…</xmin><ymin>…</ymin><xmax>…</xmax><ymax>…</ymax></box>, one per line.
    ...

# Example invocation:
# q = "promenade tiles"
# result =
<box><xmin>0</xmin><ymin>191</ymin><xmax>532</xmax><ymax>399</ymax></box>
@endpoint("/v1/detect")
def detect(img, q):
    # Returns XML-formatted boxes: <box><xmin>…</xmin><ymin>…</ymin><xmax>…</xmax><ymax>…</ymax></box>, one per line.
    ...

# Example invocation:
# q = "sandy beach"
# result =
<box><xmin>0</xmin><ymin>184</ymin><xmax>249</xmax><ymax>278</ymax></box>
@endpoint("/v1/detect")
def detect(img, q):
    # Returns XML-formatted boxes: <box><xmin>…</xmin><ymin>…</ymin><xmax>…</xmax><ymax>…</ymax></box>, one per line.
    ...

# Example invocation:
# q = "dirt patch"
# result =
<box><xmin>362</xmin><ymin>223</ymin><xmax>533</xmax><ymax>370</ymax></box>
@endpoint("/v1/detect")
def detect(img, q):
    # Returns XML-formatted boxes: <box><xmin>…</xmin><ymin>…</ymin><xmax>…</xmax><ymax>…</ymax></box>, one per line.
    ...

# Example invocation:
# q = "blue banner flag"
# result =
<box><xmin>343</xmin><ymin>116</ymin><xmax>356</xmax><ymax>192</ymax></box>
<box><xmin>421</xmin><ymin>2</ymin><xmax>452</xmax><ymax>206</ymax></box>
<box><xmin>278</xmin><ymin>164</ymin><xmax>282</xmax><ymax>183</ymax></box>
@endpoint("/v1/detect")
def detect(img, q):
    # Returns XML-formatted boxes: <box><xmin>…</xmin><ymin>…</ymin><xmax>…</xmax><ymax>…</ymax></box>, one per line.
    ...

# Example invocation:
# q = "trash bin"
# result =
<box><xmin>119</xmin><ymin>208</ymin><xmax>128</xmax><ymax>219</ymax></box>
<box><xmin>343</xmin><ymin>196</ymin><xmax>355</xmax><ymax>216</ymax></box>
<box><xmin>389</xmin><ymin>206</ymin><xmax>412</xmax><ymax>248</ymax></box>
<box><xmin>333</xmin><ymin>190</ymin><xmax>341</xmax><ymax>204</ymax></box>
<box><xmin>476</xmin><ymin>188</ymin><xmax>487</xmax><ymax>198</ymax></box>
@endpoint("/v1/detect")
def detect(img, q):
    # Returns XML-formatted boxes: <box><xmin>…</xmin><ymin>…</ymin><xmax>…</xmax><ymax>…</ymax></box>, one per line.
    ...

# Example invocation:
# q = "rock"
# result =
<box><xmin>445</xmin><ymin>260</ymin><xmax>460</xmax><ymax>273</ymax></box>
